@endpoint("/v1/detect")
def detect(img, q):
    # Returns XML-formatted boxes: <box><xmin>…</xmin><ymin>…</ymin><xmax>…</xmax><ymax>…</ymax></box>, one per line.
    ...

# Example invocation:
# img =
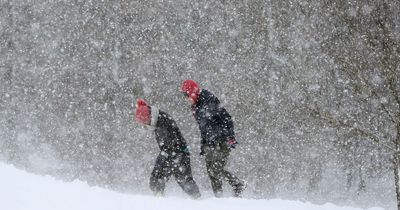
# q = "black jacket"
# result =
<box><xmin>192</xmin><ymin>89</ymin><xmax>235</xmax><ymax>146</ymax></box>
<box><xmin>154</xmin><ymin>110</ymin><xmax>188</xmax><ymax>156</ymax></box>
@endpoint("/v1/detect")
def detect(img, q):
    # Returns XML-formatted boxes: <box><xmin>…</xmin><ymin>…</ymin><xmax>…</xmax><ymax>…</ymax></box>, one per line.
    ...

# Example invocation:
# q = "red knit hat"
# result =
<box><xmin>135</xmin><ymin>98</ymin><xmax>150</xmax><ymax>125</ymax></box>
<box><xmin>181</xmin><ymin>80</ymin><xmax>200</xmax><ymax>103</ymax></box>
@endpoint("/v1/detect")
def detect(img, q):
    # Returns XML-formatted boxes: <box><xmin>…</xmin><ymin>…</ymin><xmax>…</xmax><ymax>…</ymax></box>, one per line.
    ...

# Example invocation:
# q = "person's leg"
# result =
<box><xmin>221</xmin><ymin>168</ymin><xmax>246</xmax><ymax>197</ymax></box>
<box><xmin>219</xmin><ymin>154</ymin><xmax>246</xmax><ymax>197</ymax></box>
<box><xmin>203</xmin><ymin>145</ymin><xmax>229</xmax><ymax>197</ymax></box>
<box><xmin>150</xmin><ymin>154</ymin><xmax>171</xmax><ymax>196</ymax></box>
<box><xmin>221</xmin><ymin>169</ymin><xmax>241</xmax><ymax>186</ymax></box>
<box><xmin>215</xmin><ymin>142</ymin><xmax>246</xmax><ymax>197</ymax></box>
<box><xmin>173</xmin><ymin>153</ymin><xmax>201</xmax><ymax>199</ymax></box>
<box><xmin>205</xmin><ymin>158</ymin><xmax>225</xmax><ymax>197</ymax></box>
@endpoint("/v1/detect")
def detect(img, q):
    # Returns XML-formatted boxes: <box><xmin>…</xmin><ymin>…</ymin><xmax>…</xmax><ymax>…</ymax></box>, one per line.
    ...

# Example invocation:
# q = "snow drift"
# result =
<box><xmin>0</xmin><ymin>162</ymin><xmax>383</xmax><ymax>210</ymax></box>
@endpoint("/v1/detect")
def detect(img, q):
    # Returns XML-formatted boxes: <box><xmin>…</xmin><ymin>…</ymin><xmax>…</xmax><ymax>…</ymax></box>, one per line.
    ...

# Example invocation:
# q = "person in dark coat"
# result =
<box><xmin>135</xmin><ymin>98</ymin><xmax>201</xmax><ymax>199</ymax></box>
<box><xmin>180</xmin><ymin>80</ymin><xmax>246</xmax><ymax>198</ymax></box>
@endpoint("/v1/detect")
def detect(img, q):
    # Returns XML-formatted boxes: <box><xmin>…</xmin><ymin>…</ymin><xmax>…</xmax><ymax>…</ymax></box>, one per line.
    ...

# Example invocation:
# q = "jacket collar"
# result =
<box><xmin>150</xmin><ymin>106</ymin><xmax>159</xmax><ymax>127</ymax></box>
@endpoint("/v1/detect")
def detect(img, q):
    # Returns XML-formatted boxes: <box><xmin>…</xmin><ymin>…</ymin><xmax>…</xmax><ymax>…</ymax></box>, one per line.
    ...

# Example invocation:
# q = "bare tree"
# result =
<box><xmin>297</xmin><ymin>1</ymin><xmax>400</xmax><ymax>208</ymax></box>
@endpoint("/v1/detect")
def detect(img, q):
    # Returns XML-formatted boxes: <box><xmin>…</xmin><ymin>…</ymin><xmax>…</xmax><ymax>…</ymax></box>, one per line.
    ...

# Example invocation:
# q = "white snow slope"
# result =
<box><xmin>0</xmin><ymin>162</ymin><xmax>383</xmax><ymax>210</ymax></box>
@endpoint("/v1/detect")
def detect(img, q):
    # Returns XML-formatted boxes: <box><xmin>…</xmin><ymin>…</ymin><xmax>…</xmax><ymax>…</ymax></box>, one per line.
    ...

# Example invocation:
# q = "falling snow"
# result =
<box><xmin>0</xmin><ymin>1</ymin><xmax>399</xmax><ymax>210</ymax></box>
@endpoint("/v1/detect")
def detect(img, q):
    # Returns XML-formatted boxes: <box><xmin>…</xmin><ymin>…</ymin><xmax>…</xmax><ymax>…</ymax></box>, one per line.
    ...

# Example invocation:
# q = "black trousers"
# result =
<box><xmin>203</xmin><ymin>144</ymin><xmax>242</xmax><ymax>197</ymax></box>
<box><xmin>150</xmin><ymin>152</ymin><xmax>201</xmax><ymax>199</ymax></box>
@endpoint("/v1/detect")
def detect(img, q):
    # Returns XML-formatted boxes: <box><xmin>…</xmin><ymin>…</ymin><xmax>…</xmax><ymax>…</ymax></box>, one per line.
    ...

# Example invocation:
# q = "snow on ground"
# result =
<box><xmin>0</xmin><ymin>162</ymin><xmax>383</xmax><ymax>210</ymax></box>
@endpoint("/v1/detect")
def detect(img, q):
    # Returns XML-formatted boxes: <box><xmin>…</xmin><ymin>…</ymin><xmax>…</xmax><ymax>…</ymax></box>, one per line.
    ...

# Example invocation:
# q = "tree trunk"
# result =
<box><xmin>395</xmin><ymin>118</ymin><xmax>400</xmax><ymax>210</ymax></box>
<box><xmin>395</xmin><ymin>152</ymin><xmax>400</xmax><ymax>210</ymax></box>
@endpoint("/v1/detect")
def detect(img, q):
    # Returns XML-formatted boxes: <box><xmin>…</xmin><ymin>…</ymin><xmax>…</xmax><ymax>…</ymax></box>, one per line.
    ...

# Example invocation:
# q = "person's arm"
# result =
<box><xmin>169</xmin><ymin>120</ymin><xmax>190</xmax><ymax>154</ymax></box>
<box><xmin>220</xmin><ymin>107</ymin><xmax>238</xmax><ymax>148</ymax></box>
<box><xmin>220</xmin><ymin>107</ymin><xmax>235</xmax><ymax>138</ymax></box>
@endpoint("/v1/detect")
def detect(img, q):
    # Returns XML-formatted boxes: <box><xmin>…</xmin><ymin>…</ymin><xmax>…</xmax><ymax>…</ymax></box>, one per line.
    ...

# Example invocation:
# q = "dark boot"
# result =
<box><xmin>233</xmin><ymin>182</ymin><xmax>246</xmax><ymax>197</ymax></box>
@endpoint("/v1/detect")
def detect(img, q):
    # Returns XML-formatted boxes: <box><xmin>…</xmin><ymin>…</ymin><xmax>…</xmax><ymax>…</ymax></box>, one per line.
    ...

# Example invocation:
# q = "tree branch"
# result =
<box><xmin>370</xmin><ymin>90</ymin><xmax>397</xmax><ymax>124</ymax></box>
<box><xmin>304</xmin><ymin>106</ymin><xmax>395</xmax><ymax>152</ymax></box>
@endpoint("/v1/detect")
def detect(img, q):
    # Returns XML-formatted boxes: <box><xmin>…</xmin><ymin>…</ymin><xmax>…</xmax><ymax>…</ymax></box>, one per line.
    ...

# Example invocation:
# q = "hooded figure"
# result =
<box><xmin>135</xmin><ymin>98</ymin><xmax>201</xmax><ymax>199</ymax></box>
<box><xmin>180</xmin><ymin>80</ymin><xmax>246</xmax><ymax>197</ymax></box>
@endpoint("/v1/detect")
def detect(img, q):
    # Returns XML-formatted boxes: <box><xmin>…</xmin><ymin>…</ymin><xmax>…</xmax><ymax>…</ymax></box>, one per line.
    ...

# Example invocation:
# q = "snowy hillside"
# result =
<box><xmin>0</xmin><ymin>162</ymin><xmax>383</xmax><ymax>210</ymax></box>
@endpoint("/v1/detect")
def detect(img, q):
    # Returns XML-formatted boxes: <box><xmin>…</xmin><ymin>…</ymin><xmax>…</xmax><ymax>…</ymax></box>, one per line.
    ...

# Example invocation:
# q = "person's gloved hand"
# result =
<box><xmin>180</xmin><ymin>145</ymin><xmax>190</xmax><ymax>154</ymax></box>
<box><xmin>227</xmin><ymin>137</ymin><xmax>238</xmax><ymax>149</ymax></box>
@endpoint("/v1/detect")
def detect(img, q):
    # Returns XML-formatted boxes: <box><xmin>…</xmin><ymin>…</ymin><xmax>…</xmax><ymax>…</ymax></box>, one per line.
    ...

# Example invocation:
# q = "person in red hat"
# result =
<box><xmin>135</xmin><ymin>98</ymin><xmax>201</xmax><ymax>199</ymax></box>
<box><xmin>180</xmin><ymin>80</ymin><xmax>246</xmax><ymax>198</ymax></box>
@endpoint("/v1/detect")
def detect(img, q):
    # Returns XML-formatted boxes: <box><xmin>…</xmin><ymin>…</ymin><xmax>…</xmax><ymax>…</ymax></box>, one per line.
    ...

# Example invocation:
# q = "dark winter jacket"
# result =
<box><xmin>153</xmin><ymin>109</ymin><xmax>189</xmax><ymax>156</ymax></box>
<box><xmin>192</xmin><ymin>89</ymin><xmax>235</xmax><ymax>147</ymax></box>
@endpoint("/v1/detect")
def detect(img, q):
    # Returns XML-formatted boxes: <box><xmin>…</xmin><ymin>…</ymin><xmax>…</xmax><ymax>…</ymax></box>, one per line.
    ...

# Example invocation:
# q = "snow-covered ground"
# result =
<box><xmin>0</xmin><ymin>162</ymin><xmax>383</xmax><ymax>210</ymax></box>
